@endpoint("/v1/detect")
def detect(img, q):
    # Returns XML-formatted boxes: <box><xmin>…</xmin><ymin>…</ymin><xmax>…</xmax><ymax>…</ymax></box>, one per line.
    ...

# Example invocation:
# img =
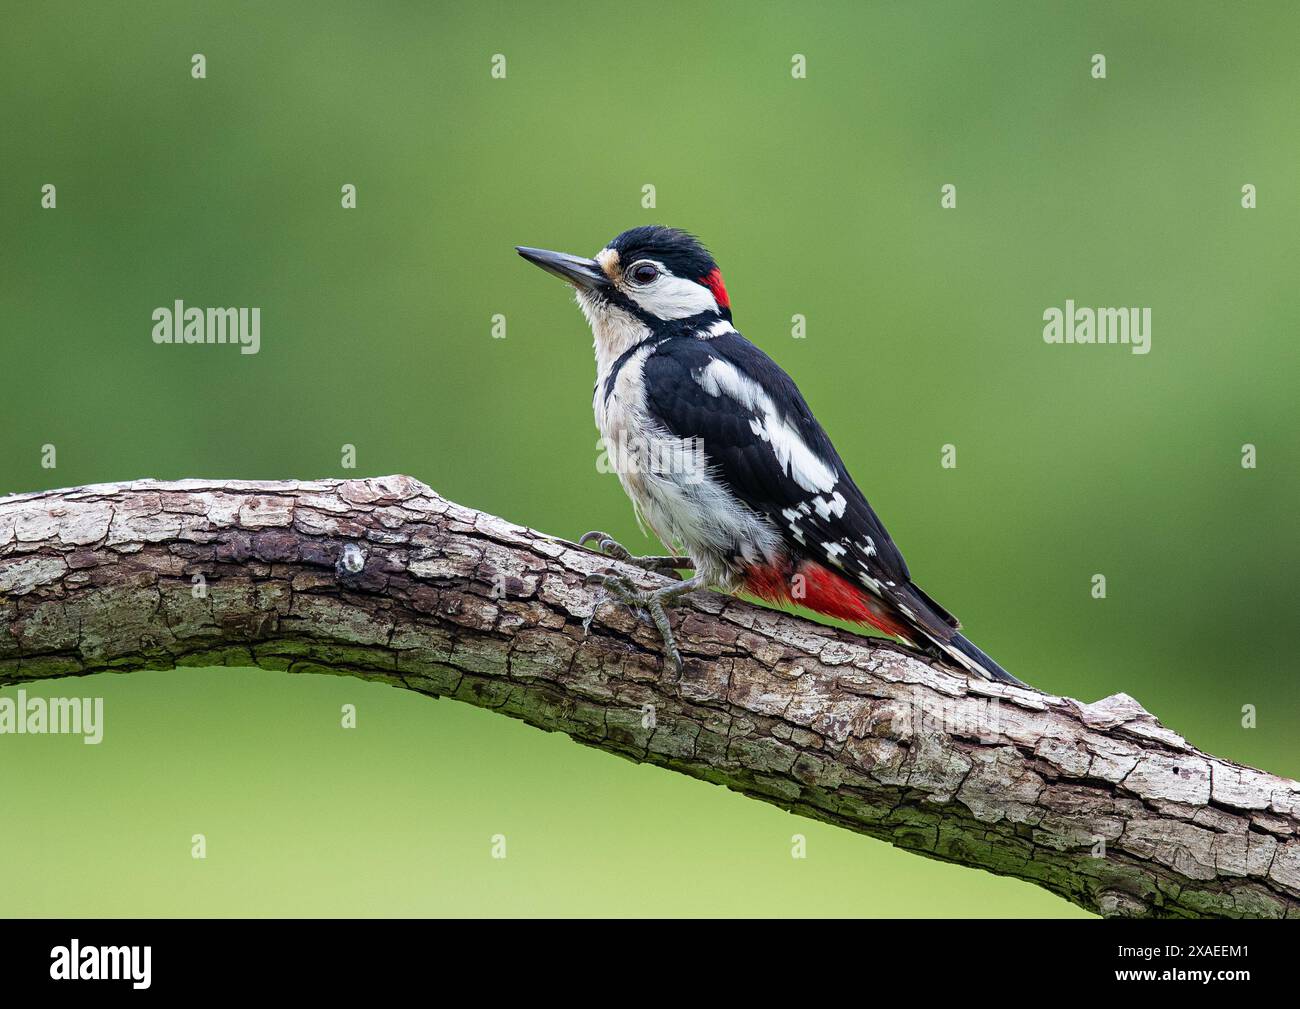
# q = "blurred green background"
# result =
<box><xmin>2</xmin><ymin>1</ymin><xmax>1296</xmax><ymax>917</ymax></box>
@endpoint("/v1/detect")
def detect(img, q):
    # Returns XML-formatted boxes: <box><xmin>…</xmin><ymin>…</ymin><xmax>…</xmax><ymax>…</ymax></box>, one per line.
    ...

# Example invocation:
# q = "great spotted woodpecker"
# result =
<box><xmin>518</xmin><ymin>226</ymin><xmax>1027</xmax><ymax>687</ymax></box>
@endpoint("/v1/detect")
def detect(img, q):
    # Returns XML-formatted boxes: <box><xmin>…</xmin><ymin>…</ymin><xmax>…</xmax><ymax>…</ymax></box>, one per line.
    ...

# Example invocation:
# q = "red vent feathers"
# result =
<box><xmin>743</xmin><ymin>561</ymin><xmax>915</xmax><ymax>642</ymax></box>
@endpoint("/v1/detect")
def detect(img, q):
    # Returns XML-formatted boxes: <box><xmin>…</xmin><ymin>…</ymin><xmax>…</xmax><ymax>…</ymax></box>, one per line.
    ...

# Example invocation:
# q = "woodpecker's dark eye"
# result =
<box><xmin>629</xmin><ymin>262</ymin><xmax>659</xmax><ymax>285</ymax></box>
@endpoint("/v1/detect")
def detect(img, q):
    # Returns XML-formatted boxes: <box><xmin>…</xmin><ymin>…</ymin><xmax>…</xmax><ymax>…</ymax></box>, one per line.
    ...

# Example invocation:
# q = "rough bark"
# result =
<box><xmin>0</xmin><ymin>475</ymin><xmax>1296</xmax><ymax>918</ymax></box>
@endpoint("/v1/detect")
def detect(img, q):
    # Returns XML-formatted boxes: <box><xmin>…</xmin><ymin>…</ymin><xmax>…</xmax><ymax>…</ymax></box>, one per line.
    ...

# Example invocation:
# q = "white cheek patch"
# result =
<box><xmin>626</xmin><ymin>263</ymin><xmax>719</xmax><ymax>320</ymax></box>
<box><xmin>695</xmin><ymin>359</ymin><xmax>838</xmax><ymax>493</ymax></box>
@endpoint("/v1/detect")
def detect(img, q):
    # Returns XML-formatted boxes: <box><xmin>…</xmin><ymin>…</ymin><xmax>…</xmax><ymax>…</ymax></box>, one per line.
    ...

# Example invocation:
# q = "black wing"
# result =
<box><xmin>640</xmin><ymin>332</ymin><xmax>963</xmax><ymax>641</ymax></box>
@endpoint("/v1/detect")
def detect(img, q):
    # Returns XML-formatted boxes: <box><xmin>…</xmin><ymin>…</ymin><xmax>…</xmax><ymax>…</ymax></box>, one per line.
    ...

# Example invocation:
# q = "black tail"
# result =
<box><xmin>943</xmin><ymin>633</ymin><xmax>1029</xmax><ymax>688</ymax></box>
<box><xmin>884</xmin><ymin>581</ymin><xmax>1030</xmax><ymax>688</ymax></box>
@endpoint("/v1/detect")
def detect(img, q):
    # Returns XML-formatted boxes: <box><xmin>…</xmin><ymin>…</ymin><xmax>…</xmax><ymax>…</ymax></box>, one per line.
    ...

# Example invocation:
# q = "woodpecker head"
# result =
<box><xmin>517</xmin><ymin>226</ymin><xmax>732</xmax><ymax>363</ymax></box>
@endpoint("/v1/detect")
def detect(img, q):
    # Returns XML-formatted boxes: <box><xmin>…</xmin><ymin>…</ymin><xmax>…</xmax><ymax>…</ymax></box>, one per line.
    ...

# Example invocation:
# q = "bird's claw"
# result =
<box><xmin>584</xmin><ymin>570</ymin><xmax>652</xmax><ymax>626</ymax></box>
<box><xmin>583</xmin><ymin>570</ymin><xmax>701</xmax><ymax>673</ymax></box>
<box><xmin>578</xmin><ymin>531</ymin><xmax>685</xmax><ymax>579</ymax></box>
<box><xmin>579</xmin><ymin>530</ymin><xmax>633</xmax><ymax>562</ymax></box>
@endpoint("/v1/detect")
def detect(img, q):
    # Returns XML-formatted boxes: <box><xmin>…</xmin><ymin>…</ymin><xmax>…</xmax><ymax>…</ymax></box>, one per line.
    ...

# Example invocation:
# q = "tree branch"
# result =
<box><xmin>1</xmin><ymin>475</ymin><xmax>1296</xmax><ymax>918</ymax></box>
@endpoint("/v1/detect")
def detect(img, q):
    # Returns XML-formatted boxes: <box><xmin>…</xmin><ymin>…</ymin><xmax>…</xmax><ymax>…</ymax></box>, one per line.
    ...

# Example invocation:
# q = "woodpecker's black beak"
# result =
<box><xmin>516</xmin><ymin>246</ymin><xmax>610</xmax><ymax>292</ymax></box>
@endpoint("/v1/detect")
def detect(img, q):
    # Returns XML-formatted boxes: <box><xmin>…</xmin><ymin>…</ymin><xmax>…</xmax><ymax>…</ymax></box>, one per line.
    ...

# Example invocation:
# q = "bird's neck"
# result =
<box><xmin>579</xmin><ymin>292</ymin><xmax>733</xmax><ymax>383</ymax></box>
<box><xmin>578</xmin><ymin>292</ymin><xmax>653</xmax><ymax>381</ymax></box>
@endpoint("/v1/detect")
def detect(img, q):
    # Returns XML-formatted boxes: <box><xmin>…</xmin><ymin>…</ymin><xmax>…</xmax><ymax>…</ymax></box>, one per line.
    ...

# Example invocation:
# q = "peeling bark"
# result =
<box><xmin>1</xmin><ymin>475</ymin><xmax>1296</xmax><ymax>918</ymax></box>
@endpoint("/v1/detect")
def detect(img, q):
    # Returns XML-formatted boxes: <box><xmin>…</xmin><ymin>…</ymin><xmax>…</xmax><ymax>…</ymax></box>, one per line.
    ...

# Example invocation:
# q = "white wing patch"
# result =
<box><xmin>856</xmin><ymin>562</ymin><xmax>883</xmax><ymax>594</ymax></box>
<box><xmin>702</xmin><ymin>319</ymin><xmax>737</xmax><ymax>338</ymax></box>
<box><xmin>781</xmin><ymin>502</ymin><xmax>810</xmax><ymax>544</ymax></box>
<box><xmin>695</xmin><ymin>358</ymin><xmax>837</xmax><ymax>493</ymax></box>
<box><xmin>811</xmin><ymin>491</ymin><xmax>847</xmax><ymax>520</ymax></box>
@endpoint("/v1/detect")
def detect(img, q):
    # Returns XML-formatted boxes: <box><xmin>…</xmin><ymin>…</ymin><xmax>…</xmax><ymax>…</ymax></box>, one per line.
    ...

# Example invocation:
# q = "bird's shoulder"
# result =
<box><xmin>642</xmin><ymin>330</ymin><xmax>816</xmax><ymax>425</ymax></box>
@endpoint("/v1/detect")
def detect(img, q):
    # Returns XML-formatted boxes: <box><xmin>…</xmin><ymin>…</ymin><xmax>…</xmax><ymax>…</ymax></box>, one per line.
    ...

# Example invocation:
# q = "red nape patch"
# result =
<box><xmin>743</xmin><ymin>561</ymin><xmax>913</xmax><ymax>641</ymax></box>
<box><xmin>700</xmin><ymin>268</ymin><xmax>730</xmax><ymax>310</ymax></box>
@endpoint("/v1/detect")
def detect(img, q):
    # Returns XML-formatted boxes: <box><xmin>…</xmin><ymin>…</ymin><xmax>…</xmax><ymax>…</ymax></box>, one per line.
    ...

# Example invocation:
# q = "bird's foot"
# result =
<box><xmin>584</xmin><ymin>571</ymin><xmax>708</xmax><ymax>672</ymax></box>
<box><xmin>578</xmin><ymin>530</ymin><xmax>690</xmax><ymax>579</ymax></box>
